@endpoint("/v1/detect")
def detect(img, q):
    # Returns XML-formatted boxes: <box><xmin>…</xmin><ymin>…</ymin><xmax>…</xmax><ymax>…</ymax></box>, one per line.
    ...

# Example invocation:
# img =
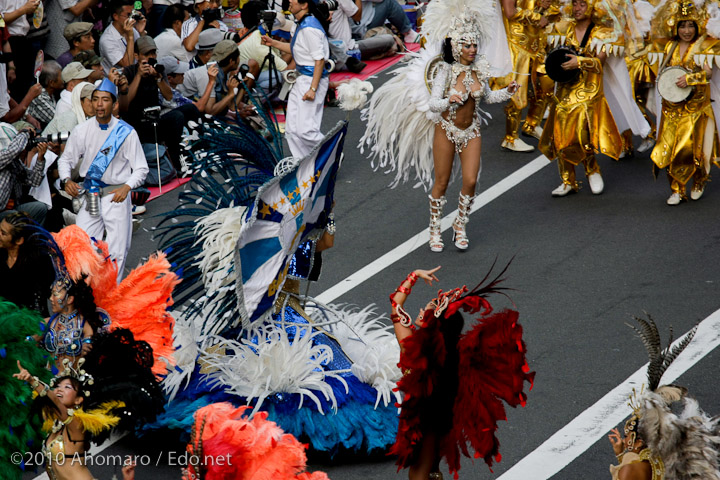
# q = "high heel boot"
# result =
<box><xmin>428</xmin><ymin>194</ymin><xmax>446</xmax><ymax>252</ymax></box>
<box><xmin>452</xmin><ymin>193</ymin><xmax>475</xmax><ymax>250</ymax></box>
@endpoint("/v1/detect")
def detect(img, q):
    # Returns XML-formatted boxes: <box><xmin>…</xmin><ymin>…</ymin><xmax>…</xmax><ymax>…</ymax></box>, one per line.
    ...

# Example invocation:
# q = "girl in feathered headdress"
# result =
<box><xmin>388</xmin><ymin>264</ymin><xmax>534</xmax><ymax>480</ymax></box>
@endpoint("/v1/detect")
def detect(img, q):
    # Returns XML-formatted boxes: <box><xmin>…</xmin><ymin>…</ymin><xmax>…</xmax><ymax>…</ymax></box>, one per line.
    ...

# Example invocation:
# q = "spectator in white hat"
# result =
<box><xmin>188</xmin><ymin>27</ymin><xmax>223</xmax><ymax>68</ymax></box>
<box><xmin>54</xmin><ymin>62</ymin><xmax>94</xmax><ymax>119</ymax></box>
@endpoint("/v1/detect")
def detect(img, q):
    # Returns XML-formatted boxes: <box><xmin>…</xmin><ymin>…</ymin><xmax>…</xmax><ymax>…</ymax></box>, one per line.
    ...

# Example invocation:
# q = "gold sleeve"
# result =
<box><xmin>686</xmin><ymin>70</ymin><xmax>708</xmax><ymax>85</ymax></box>
<box><xmin>577</xmin><ymin>56</ymin><xmax>602</xmax><ymax>73</ymax></box>
<box><xmin>511</xmin><ymin>8</ymin><xmax>543</xmax><ymax>25</ymax></box>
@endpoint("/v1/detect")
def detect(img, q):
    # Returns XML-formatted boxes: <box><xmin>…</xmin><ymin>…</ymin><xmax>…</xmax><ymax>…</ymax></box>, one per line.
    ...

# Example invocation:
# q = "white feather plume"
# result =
<box><xmin>161</xmin><ymin>309</ymin><xmax>202</xmax><ymax>400</ymax></box>
<box><xmin>307</xmin><ymin>302</ymin><xmax>402</xmax><ymax>408</ymax></box>
<box><xmin>336</xmin><ymin>79</ymin><xmax>374</xmax><ymax>111</ymax></box>
<box><xmin>200</xmin><ymin>325</ymin><xmax>349</xmax><ymax>417</ymax></box>
<box><xmin>633</xmin><ymin>0</ymin><xmax>656</xmax><ymax>36</ymax></box>
<box><xmin>193</xmin><ymin>206</ymin><xmax>246</xmax><ymax>292</ymax></box>
<box><xmin>707</xmin><ymin>2</ymin><xmax>720</xmax><ymax>40</ymax></box>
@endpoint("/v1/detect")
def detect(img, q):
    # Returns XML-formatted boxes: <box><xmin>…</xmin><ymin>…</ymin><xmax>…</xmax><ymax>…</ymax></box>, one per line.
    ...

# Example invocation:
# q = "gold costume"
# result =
<box><xmin>538</xmin><ymin>22</ymin><xmax>622</xmax><ymax>188</ymax></box>
<box><xmin>610</xmin><ymin>449</ymin><xmax>665</xmax><ymax>480</ymax></box>
<box><xmin>650</xmin><ymin>37</ymin><xmax>720</xmax><ymax>197</ymax></box>
<box><xmin>497</xmin><ymin>0</ymin><xmax>560</xmax><ymax>142</ymax></box>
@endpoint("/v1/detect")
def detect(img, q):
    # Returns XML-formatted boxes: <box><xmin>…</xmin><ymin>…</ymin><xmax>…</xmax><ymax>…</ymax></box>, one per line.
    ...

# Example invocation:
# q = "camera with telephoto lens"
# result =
<box><xmin>31</xmin><ymin>131</ymin><xmax>70</xmax><ymax>146</ymax></box>
<box><xmin>146</xmin><ymin>57</ymin><xmax>164</xmax><ymax>75</ymax></box>
<box><xmin>261</xmin><ymin>9</ymin><xmax>277</xmax><ymax>31</ymax></box>
<box><xmin>143</xmin><ymin>105</ymin><xmax>161</xmax><ymax>122</ymax></box>
<box><xmin>202</xmin><ymin>7</ymin><xmax>222</xmax><ymax>24</ymax></box>
<box><xmin>316</xmin><ymin>0</ymin><xmax>338</xmax><ymax>23</ymax></box>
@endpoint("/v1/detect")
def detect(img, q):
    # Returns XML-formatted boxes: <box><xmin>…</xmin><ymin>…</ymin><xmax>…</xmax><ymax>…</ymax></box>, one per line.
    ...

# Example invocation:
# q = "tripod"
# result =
<box><xmin>259</xmin><ymin>20</ymin><xmax>283</xmax><ymax>98</ymax></box>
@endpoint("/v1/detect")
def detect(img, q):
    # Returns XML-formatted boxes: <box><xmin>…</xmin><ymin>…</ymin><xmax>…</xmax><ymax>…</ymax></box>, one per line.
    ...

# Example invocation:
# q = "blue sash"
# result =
<box><xmin>291</xmin><ymin>16</ymin><xmax>329</xmax><ymax>78</ymax></box>
<box><xmin>84</xmin><ymin>120</ymin><xmax>133</xmax><ymax>189</ymax></box>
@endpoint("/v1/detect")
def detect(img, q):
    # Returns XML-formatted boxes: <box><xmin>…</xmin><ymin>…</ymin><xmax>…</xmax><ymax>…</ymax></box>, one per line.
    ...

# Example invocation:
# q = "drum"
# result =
<box><xmin>545</xmin><ymin>46</ymin><xmax>581</xmax><ymax>83</ymax></box>
<box><xmin>656</xmin><ymin>66</ymin><xmax>693</xmax><ymax>103</ymax></box>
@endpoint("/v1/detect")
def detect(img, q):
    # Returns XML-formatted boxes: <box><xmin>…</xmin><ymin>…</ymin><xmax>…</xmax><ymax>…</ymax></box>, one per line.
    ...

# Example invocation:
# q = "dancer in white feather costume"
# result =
<box><xmin>360</xmin><ymin>0</ymin><xmax>516</xmax><ymax>253</ymax></box>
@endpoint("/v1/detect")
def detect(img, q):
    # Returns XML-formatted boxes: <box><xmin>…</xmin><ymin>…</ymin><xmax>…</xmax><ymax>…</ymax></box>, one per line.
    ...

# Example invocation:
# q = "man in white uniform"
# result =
<box><xmin>58</xmin><ymin>79</ymin><xmax>148</xmax><ymax>281</ymax></box>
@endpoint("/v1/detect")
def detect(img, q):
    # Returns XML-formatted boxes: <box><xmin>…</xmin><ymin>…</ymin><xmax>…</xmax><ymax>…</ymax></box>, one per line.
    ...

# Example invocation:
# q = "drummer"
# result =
<box><xmin>538</xmin><ymin>0</ymin><xmax>623</xmax><ymax>196</ymax></box>
<box><xmin>649</xmin><ymin>0</ymin><xmax>720</xmax><ymax>205</ymax></box>
<box><xmin>497</xmin><ymin>0</ymin><xmax>561</xmax><ymax>152</ymax></box>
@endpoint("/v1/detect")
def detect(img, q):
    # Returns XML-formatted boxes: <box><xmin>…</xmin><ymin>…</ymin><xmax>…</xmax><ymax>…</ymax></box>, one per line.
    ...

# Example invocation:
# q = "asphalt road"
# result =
<box><xmin>22</xmin><ymin>64</ymin><xmax>720</xmax><ymax>480</ymax></box>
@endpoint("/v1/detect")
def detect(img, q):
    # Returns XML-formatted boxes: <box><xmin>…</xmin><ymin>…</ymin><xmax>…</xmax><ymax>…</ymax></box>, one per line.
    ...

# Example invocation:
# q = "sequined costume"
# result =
<box><xmin>650</xmin><ymin>38</ymin><xmax>720</xmax><ymax>197</ymax></box>
<box><xmin>429</xmin><ymin>60</ymin><xmax>515</xmax><ymax>153</ymax></box>
<box><xmin>538</xmin><ymin>21</ymin><xmax>623</xmax><ymax>189</ymax></box>
<box><xmin>610</xmin><ymin>448</ymin><xmax>664</xmax><ymax>480</ymax></box>
<box><xmin>496</xmin><ymin>0</ymin><xmax>561</xmax><ymax>142</ymax></box>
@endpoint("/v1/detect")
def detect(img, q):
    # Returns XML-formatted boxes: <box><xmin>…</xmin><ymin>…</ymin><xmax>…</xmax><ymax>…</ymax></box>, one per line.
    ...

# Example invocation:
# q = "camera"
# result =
<box><xmin>146</xmin><ymin>57</ymin><xmax>165</xmax><ymax>75</ymax></box>
<box><xmin>235</xmin><ymin>64</ymin><xmax>250</xmax><ymax>81</ymax></box>
<box><xmin>143</xmin><ymin>106</ymin><xmax>161</xmax><ymax>122</ymax></box>
<box><xmin>261</xmin><ymin>9</ymin><xmax>277</xmax><ymax>31</ymax></box>
<box><xmin>202</xmin><ymin>7</ymin><xmax>222</xmax><ymax>25</ymax></box>
<box><xmin>32</xmin><ymin>131</ymin><xmax>70</xmax><ymax>146</ymax></box>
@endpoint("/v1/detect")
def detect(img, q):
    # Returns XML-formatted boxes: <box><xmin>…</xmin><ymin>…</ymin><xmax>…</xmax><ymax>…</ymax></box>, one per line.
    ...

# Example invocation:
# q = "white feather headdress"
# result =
<box><xmin>420</xmin><ymin>0</ymin><xmax>496</xmax><ymax>48</ymax></box>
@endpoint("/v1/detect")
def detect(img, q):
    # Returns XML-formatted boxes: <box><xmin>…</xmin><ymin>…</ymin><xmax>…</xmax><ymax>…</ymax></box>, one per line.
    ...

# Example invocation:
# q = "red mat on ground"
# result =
<box><xmin>148</xmin><ymin>177</ymin><xmax>191</xmax><ymax>202</ymax></box>
<box><xmin>329</xmin><ymin>42</ymin><xmax>420</xmax><ymax>82</ymax></box>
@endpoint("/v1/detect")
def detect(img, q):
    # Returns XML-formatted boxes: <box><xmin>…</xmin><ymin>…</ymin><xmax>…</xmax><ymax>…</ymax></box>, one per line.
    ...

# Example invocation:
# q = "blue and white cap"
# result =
<box><xmin>94</xmin><ymin>77</ymin><xmax>118</xmax><ymax>100</ymax></box>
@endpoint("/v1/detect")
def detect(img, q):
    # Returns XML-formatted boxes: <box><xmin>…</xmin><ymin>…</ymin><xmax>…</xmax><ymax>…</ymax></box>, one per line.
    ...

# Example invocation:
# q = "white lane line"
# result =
<box><xmin>497</xmin><ymin>309</ymin><xmax>720</xmax><ymax>480</ymax></box>
<box><xmin>315</xmin><ymin>155</ymin><xmax>550</xmax><ymax>304</ymax></box>
<box><xmin>30</xmin><ymin>155</ymin><xmax>550</xmax><ymax>480</ymax></box>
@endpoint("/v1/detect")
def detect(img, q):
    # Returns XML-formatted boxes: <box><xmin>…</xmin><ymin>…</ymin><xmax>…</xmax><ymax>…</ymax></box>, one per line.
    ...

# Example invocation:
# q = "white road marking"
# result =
<box><xmin>497</xmin><ymin>310</ymin><xmax>720</xmax><ymax>480</ymax></box>
<box><xmin>315</xmin><ymin>155</ymin><xmax>551</xmax><ymax>304</ymax></box>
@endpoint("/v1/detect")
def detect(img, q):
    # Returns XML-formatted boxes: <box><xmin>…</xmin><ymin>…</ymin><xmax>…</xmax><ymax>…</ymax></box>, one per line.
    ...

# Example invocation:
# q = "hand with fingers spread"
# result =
<box><xmin>413</xmin><ymin>266</ymin><xmax>441</xmax><ymax>285</ymax></box>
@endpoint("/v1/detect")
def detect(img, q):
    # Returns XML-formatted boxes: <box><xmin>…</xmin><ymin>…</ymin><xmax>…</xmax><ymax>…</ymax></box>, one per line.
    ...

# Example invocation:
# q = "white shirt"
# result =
<box><xmin>181</xmin><ymin>16</ymin><xmax>228</xmax><ymax>58</ymax></box>
<box><xmin>58</xmin><ymin>116</ymin><xmax>149</xmax><ymax>189</ymax></box>
<box><xmin>329</xmin><ymin>0</ymin><xmax>358</xmax><ymax>50</ymax></box>
<box><xmin>290</xmin><ymin>21</ymin><xmax>329</xmax><ymax>67</ymax></box>
<box><xmin>0</xmin><ymin>0</ymin><xmax>31</xmax><ymax>35</ymax></box>
<box><xmin>155</xmin><ymin>28</ymin><xmax>192</xmax><ymax>62</ymax></box>
<box><xmin>177</xmin><ymin>65</ymin><xmax>215</xmax><ymax>99</ymax></box>
<box><xmin>54</xmin><ymin>89</ymin><xmax>73</xmax><ymax>118</ymax></box>
<box><xmin>99</xmin><ymin>23</ymin><xmax>140</xmax><ymax>74</ymax></box>
<box><xmin>0</xmin><ymin>64</ymin><xmax>9</xmax><ymax>119</ymax></box>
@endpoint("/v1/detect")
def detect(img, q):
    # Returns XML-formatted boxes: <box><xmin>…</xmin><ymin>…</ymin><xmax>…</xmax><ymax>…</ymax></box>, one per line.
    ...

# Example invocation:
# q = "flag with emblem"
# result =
<box><xmin>235</xmin><ymin>121</ymin><xmax>347</xmax><ymax>325</ymax></box>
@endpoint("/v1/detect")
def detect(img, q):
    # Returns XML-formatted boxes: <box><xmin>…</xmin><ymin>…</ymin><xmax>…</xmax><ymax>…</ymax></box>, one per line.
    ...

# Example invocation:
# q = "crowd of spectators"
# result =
<box><xmin>0</xmin><ymin>0</ymin><xmax>419</xmax><ymax>264</ymax></box>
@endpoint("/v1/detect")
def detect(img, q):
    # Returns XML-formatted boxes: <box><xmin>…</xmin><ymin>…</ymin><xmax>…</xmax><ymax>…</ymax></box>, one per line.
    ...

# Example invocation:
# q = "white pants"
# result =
<box><xmin>285</xmin><ymin>74</ymin><xmax>329</xmax><ymax>159</ymax></box>
<box><xmin>76</xmin><ymin>193</ymin><xmax>132</xmax><ymax>282</ymax></box>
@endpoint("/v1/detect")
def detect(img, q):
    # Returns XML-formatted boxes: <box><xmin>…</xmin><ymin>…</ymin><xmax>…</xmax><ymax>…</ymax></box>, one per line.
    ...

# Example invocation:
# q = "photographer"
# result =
<box><xmin>188</xmin><ymin>27</ymin><xmax>223</xmax><ymax>68</ymax></box>
<box><xmin>237</xmin><ymin>1</ymin><xmax>291</xmax><ymax>94</ymax></box>
<box><xmin>121</xmin><ymin>35</ymin><xmax>201</xmax><ymax>170</ymax></box>
<box><xmin>155</xmin><ymin>4</ymin><xmax>192</xmax><ymax>62</ymax></box>
<box><xmin>58</xmin><ymin>79</ymin><xmax>149</xmax><ymax>281</ymax></box>
<box><xmin>99</xmin><ymin>0</ymin><xmax>147</xmax><ymax>74</ymax></box>
<box><xmin>0</xmin><ymin>125</ymin><xmax>50</xmax><ymax>226</ymax></box>
<box><xmin>181</xmin><ymin>0</ymin><xmax>229</xmax><ymax>58</ymax></box>
<box><xmin>351</xmin><ymin>0</ymin><xmax>419</xmax><ymax>45</ymax></box>
<box><xmin>205</xmin><ymin>39</ymin><xmax>257</xmax><ymax>119</ymax></box>
<box><xmin>328</xmin><ymin>0</ymin><xmax>397</xmax><ymax>70</ymax></box>
<box><xmin>262</xmin><ymin>0</ymin><xmax>329</xmax><ymax>158</ymax></box>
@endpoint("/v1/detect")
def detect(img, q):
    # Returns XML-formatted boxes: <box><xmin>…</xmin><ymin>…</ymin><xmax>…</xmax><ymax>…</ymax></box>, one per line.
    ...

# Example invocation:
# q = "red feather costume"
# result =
<box><xmin>185</xmin><ymin>403</ymin><xmax>330</xmax><ymax>480</ymax></box>
<box><xmin>52</xmin><ymin>225</ymin><xmax>179</xmax><ymax>377</ymax></box>
<box><xmin>391</xmin><ymin>287</ymin><xmax>534</xmax><ymax>478</ymax></box>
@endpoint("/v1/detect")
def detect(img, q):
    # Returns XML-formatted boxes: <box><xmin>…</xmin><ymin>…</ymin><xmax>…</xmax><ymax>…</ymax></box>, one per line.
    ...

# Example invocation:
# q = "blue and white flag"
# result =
<box><xmin>235</xmin><ymin>121</ymin><xmax>347</xmax><ymax>325</ymax></box>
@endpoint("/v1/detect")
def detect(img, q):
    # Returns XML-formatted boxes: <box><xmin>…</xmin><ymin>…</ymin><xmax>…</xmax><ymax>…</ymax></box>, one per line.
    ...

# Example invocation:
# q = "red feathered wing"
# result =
<box><xmin>442</xmin><ymin>309</ymin><xmax>534</xmax><ymax>476</ymax></box>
